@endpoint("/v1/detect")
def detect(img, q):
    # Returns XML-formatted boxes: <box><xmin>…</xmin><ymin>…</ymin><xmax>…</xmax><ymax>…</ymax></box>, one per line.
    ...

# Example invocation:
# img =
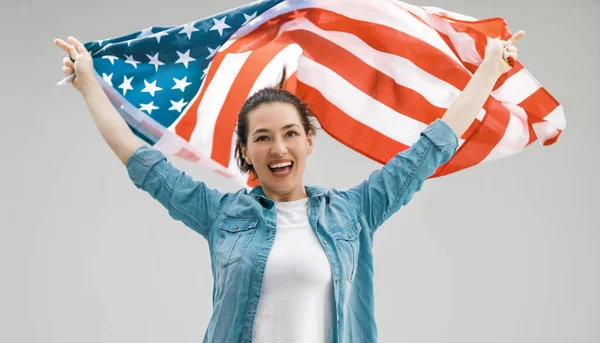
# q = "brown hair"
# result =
<box><xmin>234</xmin><ymin>69</ymin><xmax>318</xmax><ymax>179</ymax></box>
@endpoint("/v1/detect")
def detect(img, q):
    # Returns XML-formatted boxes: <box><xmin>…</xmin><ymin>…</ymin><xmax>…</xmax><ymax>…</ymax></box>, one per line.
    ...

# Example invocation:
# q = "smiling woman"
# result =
<box><xmin>55</xmin><ymin>29</ymin><xmax>524</xmax><ymax>343</ymax></box>
<box><xmin>239</xmin><ymin>100</ymin><xmax>315</xmax><ymax>202</ymax></box>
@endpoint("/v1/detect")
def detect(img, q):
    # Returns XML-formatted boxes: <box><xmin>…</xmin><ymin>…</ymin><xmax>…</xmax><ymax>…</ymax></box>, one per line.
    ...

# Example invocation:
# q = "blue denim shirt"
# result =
<box><xmin>126</xmin><ymin>119</ymin><xmax>458</xmax><ymax>342</ymax></box>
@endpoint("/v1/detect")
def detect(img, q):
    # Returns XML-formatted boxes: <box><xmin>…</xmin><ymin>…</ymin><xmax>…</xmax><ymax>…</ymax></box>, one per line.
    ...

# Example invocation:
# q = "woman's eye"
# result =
<box><xmin>287</xmin><ymin>131</ymin><xmax>298</xmax><ymax>137</ymax></box>
<box><xmin>256</xmin><ymin>136</ymin><xmax>268</xmax><ymax>142</ymax></box>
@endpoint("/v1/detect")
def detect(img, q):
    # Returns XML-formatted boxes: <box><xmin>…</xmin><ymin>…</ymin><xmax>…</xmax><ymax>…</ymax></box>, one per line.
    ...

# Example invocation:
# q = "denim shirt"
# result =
<box><xmin>125</xmin><ymin>119</ymin><xmax>458</xmax><ymax>342</ymax></box>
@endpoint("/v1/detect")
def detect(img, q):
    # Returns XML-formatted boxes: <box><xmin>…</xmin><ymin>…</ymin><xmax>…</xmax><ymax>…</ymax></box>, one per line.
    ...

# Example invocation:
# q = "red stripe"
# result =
<box><xmin>223</xmin><ymin>8</ymin><xmax>473</xmax><ymax>91</ymax></box>
<box><xmin>174</xmin><ymin>53</ymin><xmax>228</xmax><ymax>141</ymax></box>
<box><xmin>280</xmin><ymin>29</ymin><xmax>445</xmax><ymax>125</ymax></box>
<box><xmin>295</xmin><ymin>81</ymin><xmax>409</xmax><ymax>165</ymax></box>
<box><xmin>301</xmin><ymin>8</ymin><xmax>472</xmax><ymax>89</ymax></box>
<box><xmin>210</xmin><ymin>38</ymin><xmax>293</xmax><ymax>167</ymax></box>
<box><xmin>518</xmin><ymin>87</ymin><xmax>562</xmax><ymax>146</ymax></box>
<box><xmin>518</xmin><ymin>87</ymin><xmax>561</xmax><ymax>123</ymax></box>
<box><xmin>173</xmin><ymin>20</ymin><xmax>283</xmax><ymax>142</ymax></box>
<box><xmin>433</xmin><ymin>96</ymin><xmax>511</xmax><ymax>176</ymax></box>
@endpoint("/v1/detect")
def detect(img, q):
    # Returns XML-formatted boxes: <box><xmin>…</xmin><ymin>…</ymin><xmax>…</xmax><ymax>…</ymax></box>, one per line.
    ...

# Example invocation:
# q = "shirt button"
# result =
<box><xmin>323</xmin><ymin>240</ymin><xmax>327</xmax><ymax>245</ymax></box>
<box><xmin>335</xmin><ymin>279</ymin><xmax>339</xmax><ymax>285</ymax></box>
<box><xmin>234</xmin><ymin>225</ymin><xmax>238</xmax><ymax>229</ymax></box>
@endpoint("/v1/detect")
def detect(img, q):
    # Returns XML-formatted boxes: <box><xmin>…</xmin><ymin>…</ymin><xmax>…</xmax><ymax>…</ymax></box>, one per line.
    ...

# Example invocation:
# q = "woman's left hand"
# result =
<box><xmin>482</xmin><ymin>30</ymin><xmax>526</xmax><ymax>75</ymax></box>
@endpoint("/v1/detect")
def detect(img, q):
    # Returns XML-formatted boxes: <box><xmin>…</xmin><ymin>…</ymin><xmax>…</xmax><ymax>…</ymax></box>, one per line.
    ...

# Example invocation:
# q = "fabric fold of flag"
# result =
<box><xmin>76</xmin><ymin>0</ymin><xmax>566</xmax><ymax>188</ymax></box>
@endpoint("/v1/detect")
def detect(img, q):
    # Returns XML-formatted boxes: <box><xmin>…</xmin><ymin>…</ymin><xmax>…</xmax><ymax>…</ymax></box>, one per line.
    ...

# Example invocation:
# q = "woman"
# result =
<box><xmin>54</xmin><ymin>31</ymin><xmax>524</xmax><ymax>343</ymax></box>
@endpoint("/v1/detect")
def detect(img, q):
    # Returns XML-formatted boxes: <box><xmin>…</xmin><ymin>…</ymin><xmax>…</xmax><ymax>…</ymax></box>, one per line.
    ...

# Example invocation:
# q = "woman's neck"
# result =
<box><xmin>263</xmin><ymin>185</ymin><xmax>308</xmax><ymax>202</ymax></box>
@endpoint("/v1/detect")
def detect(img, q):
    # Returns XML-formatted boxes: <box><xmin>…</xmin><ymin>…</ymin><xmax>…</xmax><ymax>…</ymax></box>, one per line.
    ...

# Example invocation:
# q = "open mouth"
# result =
<box><xmin>268</xmin><ymin>161</ymin><xmax>294</xmax><ymax>178</ymax></box>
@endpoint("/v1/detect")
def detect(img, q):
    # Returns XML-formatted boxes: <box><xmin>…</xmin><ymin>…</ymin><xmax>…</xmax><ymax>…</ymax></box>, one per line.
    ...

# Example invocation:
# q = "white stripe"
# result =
<box><xmin>401</xmin><ymin>3</ymin><xmax>483</xmax><ymax>65</ymax></box>
<box><xmin>279</xmin><ymin>17</ymin><xmax>461</xmax><ymax>108</ymax></box>
<box><xmin>532</xmin><ymin>121</ymin><xmax>561</xmax><ymax>144</ymax></box>
<box><xmin>227</xmin><ymin>0</ymin><xmax>464</xmax><ymax>68</ymax></box>
<box><xmin>315</xmin><ymin>0</ymin><xmax>463</xmax><ymax>66</ymax></box>
<box><xmin>420</xmin><ymin>5</ymin><xmax>479</xmax><ymax>21</ymax></box>
<box><xmin>482</xmin><ymin>103</ymin><xmax>529</xmax><ymax>163</ymax></box>
<box><xmin>544</xmin><ymin>105</ymin><xmax>566</xmax><ymax>130</ymax></box>
<box><xmin>298</xmin><ymin>56</ymin><xmax>427</xmax><ymax>145</ymax></box>
<box><xmin>246</xmin><ymin>44</ymin><xmax>303</xmax><ymax>99</ymax></box>
<box><xmin>188</xmin><ymin>51</ymin><xmax>252</xmax><ymax>157</ymax></box>
<box><xmin>492</xmin><ymin>68</ymin><xmax>541</xmax><ymax>104</ymax></box>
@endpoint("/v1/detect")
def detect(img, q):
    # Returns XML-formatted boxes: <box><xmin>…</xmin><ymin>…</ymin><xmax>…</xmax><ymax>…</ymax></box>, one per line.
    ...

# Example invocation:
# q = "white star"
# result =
<box><xmin>118</xmin><ymin>75</ymin><xmax>134</xmax><ymax>96</ymax></box>
<box><xmin>100</xmin><ymin>43</ymin><xmax>113</xmax><ymax>52</ymax></box>
<box><xmin>98</xmin><ymin>40</ymin><xmax>105</xmax><ymax>46</ymax></box>
<box><xmin>202</xmin><ymin>66</ymin><xmax>209</xmax><ymax>79</ymax></box>
<box><xmin>169</xmin><ymin>98</ymin><xmax>189</xmax><ymax>113</ymax></box>
<box><xmin>123</xmin><ymin>54</ymin><xmax>140</xmax><ymax>69</ymax></box>
<box><xmin>141</xmin><ymin>79</ymin><xmax>163</xmax><ymax>97</ymax></box>
<box><xmin>242</xmin><ymin>12</ymin><xmax>257</xmax><ymax>26</ymax></box>
<box><xmin>146</xmin><ymin>52</ymin><xmax>165</xmax><ymax>71</ymax></box>
<box><xmin>137</xmin><ymin>27</ymin><xmax>154</xmax><ymax>38</ymax></box>
<box><xmin>152</xmin><ymin>31</ymin><xmax>169</xmax><ymax>43</ymax></box>
<box><xmin>102</xmin><ymin>73</ymin><xmax>113</xmax><ymax>86</ymax></box>
<box><xmin>206</xmin><ymin>45</ymin><xmax>220</xmax><ymax>59</ymax></box>
<box><xmin>140</xmin><ymin>101</ymin><xmax>159</xmax><ymax>114</ymax></box>
<box><xmin>179</xmin><ymin>23</ymin><xmax>200</xmax><ymax>39</ymax></box>
<box><xmin>102</xmin><ymin>55</ymin><xmax>118</xmax><ymax>65</ymax></box>
<box><xmin>172</xmin><ymin>76</ymin><xmax>192</xmax><ymax>92</ymax></box>
<box><xmin>210</xmin><ymin>17</ymin><xmax>231</xmax><ymax>36</ymax></box>
<box><xmin>175</xmin><ymin>50</ymin><xmax>196</xmax><ymax>68</ymax></box>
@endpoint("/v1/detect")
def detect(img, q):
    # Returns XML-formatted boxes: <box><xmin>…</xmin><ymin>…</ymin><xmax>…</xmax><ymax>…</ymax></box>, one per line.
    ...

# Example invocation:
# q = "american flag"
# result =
<box><xmin>78</xmin><ymin>0</ymin><xmax>565</xmax><ymax>188</ymax></box>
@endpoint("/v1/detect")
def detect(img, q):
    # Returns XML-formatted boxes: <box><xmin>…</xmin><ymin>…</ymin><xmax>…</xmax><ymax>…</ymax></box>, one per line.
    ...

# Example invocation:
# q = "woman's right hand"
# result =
<box><xmin>54</xmin><ymin>36</ymin><xmax>98</xmax><ymax>93</ymax></box>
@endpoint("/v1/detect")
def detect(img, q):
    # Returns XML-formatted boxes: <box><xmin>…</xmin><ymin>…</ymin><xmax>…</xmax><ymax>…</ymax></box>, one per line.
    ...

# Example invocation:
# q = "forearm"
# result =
<box><xmin>80</xmin><ymin>81</ymin><xmax>143</xmax><ymax>165</ymax></box>
<box><xmin>441</xmin><ymin>61</ymin><xmax>503</xmax><ymax>138</ymax></box>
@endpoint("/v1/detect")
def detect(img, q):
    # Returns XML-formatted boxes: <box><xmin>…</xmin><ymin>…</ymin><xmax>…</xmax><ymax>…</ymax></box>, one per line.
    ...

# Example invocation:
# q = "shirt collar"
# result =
<box><xmin>249</xmin><ymin>184</ymin><xmax>327</xmax><ymax>204</ymax></box>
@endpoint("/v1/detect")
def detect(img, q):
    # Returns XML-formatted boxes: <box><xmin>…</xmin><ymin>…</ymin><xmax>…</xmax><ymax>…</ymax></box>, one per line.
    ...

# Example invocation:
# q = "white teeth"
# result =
<box><xmin>269</xmin><ymin>161</ymin><xmax>292</xmax><ymax>168</ymax></box>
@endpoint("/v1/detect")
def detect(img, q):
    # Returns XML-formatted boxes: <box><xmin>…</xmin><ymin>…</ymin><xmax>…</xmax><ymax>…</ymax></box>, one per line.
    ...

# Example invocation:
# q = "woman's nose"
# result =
<box><xmin>270</xmin><ymin>139</ymin><xmax>288</xmax><ymax>155</ymax></box>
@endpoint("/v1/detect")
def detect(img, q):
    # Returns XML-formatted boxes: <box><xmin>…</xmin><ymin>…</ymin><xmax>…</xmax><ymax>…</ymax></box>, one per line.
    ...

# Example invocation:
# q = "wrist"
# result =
<box><xmin>80</xmin><ymin>79</ymin><xmax>102</xmax><ymax>98</ymax></box>
<box><xmin>479</xmin><ymin>59</ymin><xmax>504</xmax><ymax>78</ymax></box>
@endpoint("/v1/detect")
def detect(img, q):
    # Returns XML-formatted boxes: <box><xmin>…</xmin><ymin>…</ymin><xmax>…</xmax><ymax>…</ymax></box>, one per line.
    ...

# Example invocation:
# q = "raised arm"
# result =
<box><xmin>337</xmin><ymin>32</ymin><xmax>525</xmax><ymax>233</ymax></box>
<box><xmin>54</xmin><ymin>36</ymin><xmax>142</xmax><ymax>165</ymax></box>
<box><xmin>442</xmin><ymin>31</ymin><xmax>525</xmax><ymax>137</ymax></box>
<box><xmin>54</xmin><ymin>36</ymin><xmax>228</xmax><ymax>239</ymax></box>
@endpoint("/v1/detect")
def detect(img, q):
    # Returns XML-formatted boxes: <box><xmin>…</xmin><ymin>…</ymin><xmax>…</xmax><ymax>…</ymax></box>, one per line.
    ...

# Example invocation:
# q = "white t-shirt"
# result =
<box><xmin>252</xmin><ymin>197</ymin><xmax>335</xmax><ymax>343</ymax></box>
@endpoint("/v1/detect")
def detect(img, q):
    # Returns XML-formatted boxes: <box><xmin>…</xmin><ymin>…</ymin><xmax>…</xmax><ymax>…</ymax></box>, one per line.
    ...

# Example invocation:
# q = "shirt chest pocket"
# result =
<box><xmin>332</xmin><ymin>221</ymin><xmax>361</xmax><ymax>282</ymax></box>
<box><xmin>214</xmin><ymin>219</ymin><xmax>259</xmax><ymax>269</ymax></box>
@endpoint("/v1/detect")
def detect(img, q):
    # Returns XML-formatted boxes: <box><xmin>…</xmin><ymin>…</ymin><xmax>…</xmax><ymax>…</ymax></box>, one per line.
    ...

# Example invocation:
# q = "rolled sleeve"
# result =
<box><xmin>126</xmin><ymin>145</ymin><xmax>167</xmax><ymax>188</ymax></box>
<box><xmin>420</xmin><ymin>119</ymin><xmax>459</xmax><ymax>154</ymax></box>
<box><xmin>124</xmin><ymin>145</ymin><xmax>228</xmax><ymax>240</ymax></box>
<box><xmin>337</xmin><ymin>119</ymin><xmax>459</xmax><ymax>233</ymax></box>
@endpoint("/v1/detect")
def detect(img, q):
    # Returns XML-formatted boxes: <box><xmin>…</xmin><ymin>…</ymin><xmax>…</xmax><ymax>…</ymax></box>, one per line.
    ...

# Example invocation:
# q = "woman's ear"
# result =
<box><xmin>241</xmin><ymin>145</ymin><xmax>252</xmax><ymax>165</ymax></box>
<box><xmin>307</xmin><ymin>131</ymin><xmax>314</xmax><ymax>155</ymax></box>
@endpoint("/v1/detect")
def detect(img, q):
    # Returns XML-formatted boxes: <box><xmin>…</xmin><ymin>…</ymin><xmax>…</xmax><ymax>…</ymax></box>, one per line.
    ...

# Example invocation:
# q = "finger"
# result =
<box><xmin>54</xmin><ymin>38</ymin><xmax>72</xmax><ymax>54</ymax></box>
<box><xmin>62</xmin><ymin>65</ymin><xmax>74</xmax><ymax>76</ymax></box>
<box><xmin>506</xmin><ymin>46</ymin><xmax>518</xmax><ymax>53</ymax></box>
<box><xmin>67</xmin><ymin>43</ymin><xmax>79</xmax><ymax>61</ymax></box>
<box><xmin>62</xmin><ymin>56</ymin><xmax>74</xmax><ymax>68</ymax></box>
<box><xmin>67</xmin><ymin>36</ymin><xmax>87</xmax><ymax>53</ymax></box>
<box><xmin>509</xmin><ymin>30</ymin><xmax>525</xmax><ymax>45</ymax></box>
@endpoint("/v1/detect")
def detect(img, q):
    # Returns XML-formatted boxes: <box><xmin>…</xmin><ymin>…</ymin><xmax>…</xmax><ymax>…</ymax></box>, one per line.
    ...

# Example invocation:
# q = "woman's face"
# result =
<box><xmin>242</xmin><ymin>102</ymin><xmax>313</xmax><ymax>202</ymax></box>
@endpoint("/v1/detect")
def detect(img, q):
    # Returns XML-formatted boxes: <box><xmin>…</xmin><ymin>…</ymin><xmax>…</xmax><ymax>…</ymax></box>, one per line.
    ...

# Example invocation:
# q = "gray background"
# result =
<box><xmin>2</xmin><ymin>0</ymin><xmax>599</xmax><ymax>342</ymax></box>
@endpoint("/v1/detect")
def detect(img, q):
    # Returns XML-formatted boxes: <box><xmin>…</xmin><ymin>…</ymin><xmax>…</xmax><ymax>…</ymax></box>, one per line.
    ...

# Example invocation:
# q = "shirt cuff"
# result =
<box><xmin>125</xmin><ymin>145</ymin><xmax>167</xmax><ymax>188</ymax></box>
<box><xmin>421</xmin><ymin>119</ymin><xmax>459</xmax><ymax>152</ymax></box>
